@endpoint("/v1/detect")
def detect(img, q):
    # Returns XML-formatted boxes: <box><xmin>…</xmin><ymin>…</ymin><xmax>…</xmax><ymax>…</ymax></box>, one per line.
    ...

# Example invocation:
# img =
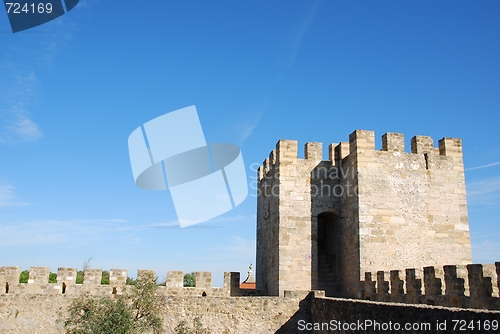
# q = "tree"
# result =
<box><xmin>75</xmin><ymin>257</ymin><xmax>92</xmax><ymax>284</ymax></box>
<box><xmin>73</xmin><ymin>257</ymin><xmax>134</xmax><ymax>285</ymax></box>
<box><xmin>174</xmin><ymin>316</ymin><xmax>211</xmax><ymax>334</ymax></box>
<box><xmin>48</xmin><ymin>272</ymin><xmax>57</xmax><ymax>283</ymax></box>
<box><xmin>19</xmin><ymin>270</ymin><xmax>29</xmax><ymax>283</ymax></box>
<box><xmin>101</xmin><ymin>270</ymin><xmax>110</xmax><ymax>285</ymax></box>
<box><xmin>183</xmin><ymin>272</ymin><xmax>196</xmax><ymax>287</ymax></box>
<box><xmin>127</xmin><ymin>272</ymin><xmax>163</xmax><ymax>332</ymax></box>
<box><xmin>63</xmin><ymin>271</ymin><xmax>164</xmax><ymax>334</ymax></box>
<box><xmin>126</xmin><ymin>276</ymin><xmax>136</xmax><ymax>285</ymax></box>
<box><xmin>63</xmin><ymin>294</ymin><xmax>135</xmax><ymax>334</ymax></box>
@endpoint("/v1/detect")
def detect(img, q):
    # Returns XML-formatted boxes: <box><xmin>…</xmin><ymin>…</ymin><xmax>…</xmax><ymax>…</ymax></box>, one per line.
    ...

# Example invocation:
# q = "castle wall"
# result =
<box><xmin>336</xmin><ymin>136</ymin><xmax>362</xmax><ymax>298</ymax></box>
<box><xmin>0</xmin><ymin>293</ymin><xmax>310</xmax><ymax>333</ymax></box>
<box><xmin>257</xmin><ymin>140</ymin><xmax>327</xmax><ymax>296</ymax></box>
<box><xmin>311</xmin><ymin>295</ymin><xmax>500</xmax><ymax>334</ymax></box>
<box><xmin>362</xmin><ymin>263</ymin><xmax>500</xmax><ymax>310</ymax></box>
<box><xmin>310</xmin><ymin>148</ymin><xmax>343</xmax><ymax>293</ymax></box>
<box><xmin>350</xmin><ymin>131</ymin><xmax>472</xmax><ymax>297</ymax></box>
<box><xmin>1</xmin><ymin>265</ymin><xmax>499</xmax><ymax>332</ymax></box>
<box><xmin>256</xmin><ymin>147</ymin><xmax>280</xmax><ymax>295</ymax></box>
<box><xmin>256</xmin><ymin>129</ymin><xmax>472</xmax><ymax>298</ymax></box>
<box><xmin>0</xmin><ymin>267</ymin><xmax>310</xmax><ymax>333</ymax></box>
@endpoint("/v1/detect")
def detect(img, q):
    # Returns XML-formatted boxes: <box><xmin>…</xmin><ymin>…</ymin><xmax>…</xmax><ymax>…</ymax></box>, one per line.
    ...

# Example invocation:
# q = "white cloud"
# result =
<box><xmin>0</xmin><ymin>72</ymin><xmax>42</xmax><ymax>144</ymax></box>
<box><xmin>285</xmin><ymin>1</ymin><xmax>321</xmax><ymax>68</ymax></box>
<box><xmin>72</xmin><ymin>218</ymin><xmax>128</xmax><ymax>224</ymax></box>
<box><xmin>5</xmin><ymin>114</ymin><xmax>42</xmax><ymax>140</ymax></box>
<box><xmin>0</xmin><ymin>184</ymin><xmax>29</xmax><ymax>207</ymax></box>
<box><xmin>207</xmin><ymin>215</ymin><xmax>251</xmax><ymax>223</ymax></box>
<box><xmin>222</xmin><ymin>3</ymin><xmax>321</xmax><ymax>144</ymax></box>
<box><xmin>148</xmin><ymin>215</ymin><xmax>252</xmax><ymax>229</ymax></box>
<box><xmin>466</xmin><ymin>176</ymin><xmax>500</xmax><ymax>206</ymax></box>
<box><xmin>225</xmin><ymin>235</ymin><xmax>256</xmax><ymax>257</ymax></box>
<box><xmin>0</xmin><ymin>218</ymin><xmax>134</xmax><ymax>247</ymax></box>
<box><xmin>472</xmin><ymin>240</ymin><xmax>500</xmax><ymax>264</ymax></box>
<box><xmin>230</xmin><ymin>112</ymin><xmax>262</xmax><ymax>143</ymax></box>
<box><xmin>149</xmin><ymin>220</ymin><xmax>182</xmax><ymax>229</ymax></box>
<box><xmin>0</xmin><ymin>15</ymin><xmax>76</xmax><ymax>145</ymax></box>
<box><xmin>466</xmin><ymin>161</ymin><xmax>500</xmax><ymax>171</ymax></box>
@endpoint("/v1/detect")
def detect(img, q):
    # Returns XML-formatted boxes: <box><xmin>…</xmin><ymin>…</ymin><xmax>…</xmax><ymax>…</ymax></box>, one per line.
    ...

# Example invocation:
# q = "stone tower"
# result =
<box><xmin>256</xmin><ymin>130</ymin><xmax>472</xmax><ymax>297</ymax></box>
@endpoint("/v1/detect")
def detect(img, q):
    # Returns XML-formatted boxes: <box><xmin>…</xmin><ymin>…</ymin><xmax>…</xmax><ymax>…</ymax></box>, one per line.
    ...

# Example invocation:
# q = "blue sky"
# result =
<box><xmin>0</xmin><ymin>1</ymin><xmax>499</xmax><ymax>287</ymax></box>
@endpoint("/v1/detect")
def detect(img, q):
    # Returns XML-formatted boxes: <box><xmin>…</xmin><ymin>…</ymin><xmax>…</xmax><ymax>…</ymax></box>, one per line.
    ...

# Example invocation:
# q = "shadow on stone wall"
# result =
<box><xmin>275</xmin><ymin>292</ymin><xmax>314</xmax><ymax>334</ymax></box>
<box><xmin>311</xmin><ymin>296</ymin><xmax>500</xmax><ymax>334</ymax></box>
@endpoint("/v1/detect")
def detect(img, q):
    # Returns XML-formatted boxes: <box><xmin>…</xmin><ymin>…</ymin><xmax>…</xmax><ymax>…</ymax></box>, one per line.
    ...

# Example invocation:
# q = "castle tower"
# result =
<box><xmin>256</xmin><ymin>130</ymin><xmax>472</xmax><ymax>297</ymax></box>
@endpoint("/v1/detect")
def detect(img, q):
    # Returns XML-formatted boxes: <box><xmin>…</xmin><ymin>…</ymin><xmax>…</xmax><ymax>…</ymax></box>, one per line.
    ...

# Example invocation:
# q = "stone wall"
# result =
<box><xmin>256</xmin><ymin>146</ymin><xmax>281</xmax><ymax>296</ymax></box>
<box><xmin>0</xmin><ymin>267</ymin><xmax>258</xmax><ymax>298</ymax></box>
<box><xmin>352</xmin><ymin>131</ymin><xmax>472</xmax><ymax>298</ymax></box>
<box><xmin>0</xmin><ymin>266</ymin><xmax>311</xmax><ymax>333</ymax></box>
<box><xmin>2</xmin><ymin>266</ymin><xmax>500</xmax><ymax>333</ymax></box>
<box><xmin>256</xmin><ymin>129</ymin><xmax>472</xmax><ymax>298</ymax></box>
<box><xmin>0</xmin><ymin>292</ymin><xmax>313</xmax><ymax>333</ymax></box>
<box><xmin>256</xmin><ymin>140</ymin><xmax>343</xmax><ymax>296</ymax></box>
<box><xmin>362</xmin><ymin>263</ymin><xmax>500</xmax><ymax>310</ymax></box>
<box><xmin>311</xmin><ymin>296</ymin><xmax>500</xmax><ymax>334</ymax></box>
<box><xmin>1</xmin><ymin>277</ymin><xmax>499</xmax><ymax>333</ymax></box>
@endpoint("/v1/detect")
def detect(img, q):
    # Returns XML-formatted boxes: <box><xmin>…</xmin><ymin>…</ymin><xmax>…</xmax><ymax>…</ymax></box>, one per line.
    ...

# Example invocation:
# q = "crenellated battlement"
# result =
<box><xmin>0</xmin><ymin>266</ymin><xmax>259</xmax><ymax>297</ymax></box>
<box><xmin>362</xmin><ymin>262</ymin><xmax>500</xmax><ymax>310</ymax></box>
<box><xmin>257</xmin><ymin>129</ymin><xmax>464</xmax><ymax>181</ymax></box>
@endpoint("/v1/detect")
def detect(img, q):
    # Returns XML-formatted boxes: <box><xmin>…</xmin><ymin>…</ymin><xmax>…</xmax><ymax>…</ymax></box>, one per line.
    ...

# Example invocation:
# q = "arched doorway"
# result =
<box><xmin>316</xmin><ymin>211</ymin><xmax>340</xmax><ymax>296</ymax></box>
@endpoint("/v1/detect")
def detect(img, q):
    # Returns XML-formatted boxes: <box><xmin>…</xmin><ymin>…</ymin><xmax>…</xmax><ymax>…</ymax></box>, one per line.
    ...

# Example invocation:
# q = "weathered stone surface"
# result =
<box><xmin>0</xmin><ymin>291</ymin><xmax>311</xmax><ymax>333</ymax></box>
<box><xmin>1</xmin><ymin>288</ymin><xmax>499</xmax><ymax>333</ymax></box>
<box><xmin>257</xmin><ymin>129</ymin><xmax>472</xmax><ymax>298</ymax></box>
<box><xmin>312</xmin><ymin>296</ymin><xmax>500</xmax><ymax>334</ymax></box>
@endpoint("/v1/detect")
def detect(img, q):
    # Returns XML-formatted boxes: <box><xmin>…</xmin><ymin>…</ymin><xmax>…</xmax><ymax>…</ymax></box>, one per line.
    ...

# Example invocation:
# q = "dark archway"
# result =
<box><xmin>316</xmin><ymin>212</ymin><xmax>340</xmax><ymax>296</ymax></box>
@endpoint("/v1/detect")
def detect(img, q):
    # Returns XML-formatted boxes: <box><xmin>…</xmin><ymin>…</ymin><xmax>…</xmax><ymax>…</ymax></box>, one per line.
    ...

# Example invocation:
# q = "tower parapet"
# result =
<box><xmin>362</xmin><ymin>263</ymin><xmax>500</xmax><ymax>310</ymax></box>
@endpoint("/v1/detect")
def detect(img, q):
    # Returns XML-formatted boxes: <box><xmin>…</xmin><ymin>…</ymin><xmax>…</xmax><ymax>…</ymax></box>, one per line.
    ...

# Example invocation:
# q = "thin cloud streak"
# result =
<box><xmin>0</xmin><ymin>218</ymin><xmax>135</xmax><ymax>247</ymax></box>
<box><xmin>230</xmin><ymin>111</ymin><xmax>263</xmax><ymax>143</ymax></box>
<box><xmin>0</xmin><ymin>72</ymin><xmax>42</xmax><ymax>144</ymax></box>
<box><xmin>286</xmin><ymin>0</ymin><xmax>321</xmax><ymax>68</ymax></box>
<box><xmin>472</xmin><ymin>240</ymin><xmax>500</xmax><ymax>264</ymax></box>
<box><xmin>466</xmin><ymin>176</ymin><xmax>500</xmax><ymax>206</ymax></box>
<box><xmin>0</xmin><ymin>14</ymin><xmax>75</xmax><ymax>145</ymax></box>
<box><xmin>148</xmin><ymin>215</ymin><xmax>252</xmax><ymax>229</ymax></box>
<box><xmin>466</xmin><ymin>161</ymin><xmax>500</xmax><ymax>171</ymax></box>
<box><xmin>0</xmin><ymin>184</ymin><xmax>29</xmax><ymax>207</ymax></box>
<box><xmin>232</xmin><ymin>1</ymin><xmax>321</xmax><ymax>142</ymax></box>
<box><xmin>467</xmin><ymin>177</ymin><xmax>500</xmax><ymax>196</ymax></box>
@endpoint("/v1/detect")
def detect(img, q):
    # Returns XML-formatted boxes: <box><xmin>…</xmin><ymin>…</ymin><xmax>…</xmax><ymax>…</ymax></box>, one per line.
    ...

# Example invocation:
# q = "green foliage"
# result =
<box><xmin>63</xmin><ymin>272</ymin><xmax>164</xmax><ymax>334</ymax></box>
<box><xmin>75</xmin><ymin>270</ymin><xmax>135</xmax><ymax>285</ymax></box>
<box><xmin>127</xmin><ymin>273</ymin><xmax>163</xmax><ymax>332</ymax></box>
<box><xmin>101</xmin><ymin>270</ymin><xmax>110</xmax><ymax>285</ymax></box>
<box><xmin>63</xmin><ymin>295</ymin><xmax>135</xmax><ymax>334</ymax></box>
<box><xmin>48</xmin><ymin>272</ymin><xmax>57</xmax><ymax>283</ymax></box>
<box><xmin>19</xmin><ymin>270</ymin><xmax>57</xmax><ymax>283</ymax></box>
<box><xmin>75</xmin><ymin>257</ymin><xmax>92</xmax><ymax>285</ymax></box>
<box><xmin>76</xmin><ymin>271</ymin><xmax>83</xmax><ymax>284</ymax></box>
<box><xmin>174</xmin><ymin>316</ymin><xmax>211</xmax><ymax>334</ymax></box>
<box><xmin>183</xmin><ymin>272</ymin><xmax>196</xmax><ymax>287</ymax></box>
<box><xmin>19</xmin><ymin>270</ymin><xmax>29</xmax><ymax>283</ymax></box>
<box><xmin>126</xmin><ymin>276</ymin><xmax>136</xmax><ymax>285</ymax></box>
